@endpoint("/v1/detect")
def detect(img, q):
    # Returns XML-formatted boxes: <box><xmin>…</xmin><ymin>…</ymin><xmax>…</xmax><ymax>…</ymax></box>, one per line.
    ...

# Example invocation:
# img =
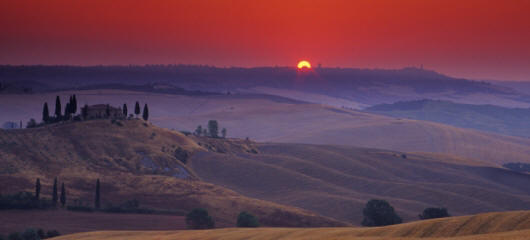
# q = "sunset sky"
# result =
<box><xmin>1</xmin><ymin>0</ymin><xmax>529</xmax><ymax>81</ymax></box>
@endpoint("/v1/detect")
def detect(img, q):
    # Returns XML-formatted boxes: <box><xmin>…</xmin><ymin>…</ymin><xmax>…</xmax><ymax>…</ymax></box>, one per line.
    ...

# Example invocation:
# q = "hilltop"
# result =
<box><xmin>0</xmin><ymin>119</ymin><xmax>345</xmax><ymax>228</ymax></box>
<box><xmin>51</xmin><ymin>210</ymin><xmax>530</xmax><ymax>240</ymax></box>
<box><xmin>2</xmin><ymin>90</ymin><xmax>530</xmax><ymax>166</ymax></box>
<box><xmin>365</xmin><ymin>99</ymin><xmax>530</xmax><ymax>138</ymax></box>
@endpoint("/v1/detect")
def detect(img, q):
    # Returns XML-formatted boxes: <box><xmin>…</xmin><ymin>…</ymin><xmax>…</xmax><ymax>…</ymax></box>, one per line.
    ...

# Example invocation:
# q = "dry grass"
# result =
<box><xmin>51</xmin><ymin>211</ymin><xmax>530</xmax><ymax>240</ymax></box>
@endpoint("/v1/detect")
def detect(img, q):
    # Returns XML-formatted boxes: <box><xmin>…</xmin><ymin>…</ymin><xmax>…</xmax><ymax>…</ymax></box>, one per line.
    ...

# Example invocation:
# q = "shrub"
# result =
<box><xmin>419</xmin><ymin>207</ymin><xmax>450</xmax><ymax>220</ymax></box>
<box><xmin>237</xmin><ymin>211</ymin><xmax>259</xmax><ymax>227</ymax></box>
<box><xmin>36</xmin><ymin>229</ymin><xmax>45</xmax><ymax>240</ymax></box>
<box><xmin>0</xmin><ymin>192</ymin><xmax>53</xmax><ymax>210</ymax></box>
<box><xmin>7</xmin><ymin>232</ymin><xmax>21</xmax><ymax>240</ymax></box>
<box><xmin>45</xmin><ymin>230</ymin><xmax>60</xmax><ymax>238</ymax></box>
<box><xmin>21</xmin><ymin>229</ymin><xmax>40</xmax><ymax>240</ymax></box>
<box><xmin>361</xmin><ymin>199</ymin><xmax>402</xmax><ymax>227</ymax></box>
<box><xmin>186</xmin><ymin>208</ymin><xmax>215</xmax><ymax>229</ymax></box>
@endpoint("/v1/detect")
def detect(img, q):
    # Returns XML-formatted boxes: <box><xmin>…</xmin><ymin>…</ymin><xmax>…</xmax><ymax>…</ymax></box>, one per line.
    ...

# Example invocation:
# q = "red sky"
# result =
<box><xmin>1</xmin><ymin>0</ymin><xmax>530</xmax><ymax>81</ymax></box>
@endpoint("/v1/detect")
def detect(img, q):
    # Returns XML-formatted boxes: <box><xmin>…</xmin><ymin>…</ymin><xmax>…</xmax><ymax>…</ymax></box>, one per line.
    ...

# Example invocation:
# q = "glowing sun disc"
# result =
<box><xmin>297</xmin><ymin>60</ymin><xmax>311</xmax><ymax>69</ymax></box>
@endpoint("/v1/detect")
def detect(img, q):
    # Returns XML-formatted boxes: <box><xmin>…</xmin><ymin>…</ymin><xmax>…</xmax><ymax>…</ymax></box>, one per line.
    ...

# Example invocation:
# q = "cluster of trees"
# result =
<box><xmin>0</xmin><ymin>228</ymin><xmax>60</xmax><ymax>240</ymax></box>
<box><xmin>194</xmin><ymin>120</ymin><xmax>227</xmax><ymax>138</ymax></box>
<box><xmin>30</xmin><ymin>96</ymin><xmax>151</xmax><ymax>128</ymax></box>
<box><xmin>361</xmin><ymin>199</ymin><xmax>450</xmax><ymax>227</ymax></box>
<box><xmin>185</xmin><ymin>209</ymin><xmax>259</xmax><ymax>229</ymax></box>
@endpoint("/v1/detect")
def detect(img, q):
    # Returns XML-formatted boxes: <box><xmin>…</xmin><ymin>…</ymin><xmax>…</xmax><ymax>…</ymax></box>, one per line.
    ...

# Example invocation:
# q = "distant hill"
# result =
<box><xmin>52</xmin><ymin>210</ymin><xmax>530</xmax><ymax>240</ymax></box>
<box><xmin>365</xmin><ymin>99</ymin><xmax>530</xmax><ymax>138</ymax></box>
<box><xmin>2</xmin><ymin>65</ymin><xmax>529</xmax><ymax>107</ymax></box>
<box><xmin>0</xmin><ymin>120</ymin><xmax>344</xmax><ymax>228</ymax></box>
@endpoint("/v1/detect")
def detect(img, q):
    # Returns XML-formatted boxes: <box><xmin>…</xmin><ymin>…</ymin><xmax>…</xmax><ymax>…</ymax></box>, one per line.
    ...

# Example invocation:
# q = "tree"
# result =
<box><xmin>45</xmin><ymin>230</ymin><xmax>60</xmax><ymax>238</ymax></box>
<box><xmin>123</xmin><ymin>103</ymin><xmax>128</xmax><ymax>117</ymax></box>
<box><xmin>186</xmin><ymin>208</ymin><xmax>215</xmax><ymax>229</ymax></box>
<box><xmin>361</xmin><ymin>199</ymin><xmax>402</xmax><ymax>227</ymax></box>
<box><xmin>55</xmin><ymin>96</ymin><xmax>61</xmax><ymax>118</ymax></box>
<box><xmin>60</xmin><ymin>183</ymin><xmax>66</xmax><ymax>207</ymax></box>
<box><xmin>237</xmin><ymin>211</ymin><xmax>259</xmax><ymax>227</ymax></box>
<box><xmin>26</xmin><ymin>119</ymin><xmax>37</xmax><ymax>128</ymax></box>
<box><xmin>142</xmin><ymin>104</ymin><xmax>149</xmax><ymax>121</ymax></box>
<box><xmin>64</xmin><ymin>103</ymin><xmax>70</xmax><ymax>120</ymax></box>
<box><xmin>105</xmin><ymin>104</ymin><xmax>110</xmax><ymax>118</ymax></box>
<box><xmin>207</xmin><ymin>120</ymin><xmax>219</xmax><ymax>138</ymax></box>
<box><xmin>95</xmin><ymin>179</ymin><xmax>100</xmax><ymax>209</ymax></box>
<box><xmin>42</xmin><ymin>103</ymin><xmax>49</xmax><ymax>123</ymax></box>
<box><xmin>35</xmin><ymin>178</ymin><xmax>41</xmax><ymax>200</ymax></box>
<box><xmin>21</xmin><ymin>229</ymin><xmax>39</xmax><ymax>240</ymax></box>
<box><xmin>72</xmin><ymin>94</ymin><xmax>77</xmax><ymax>114</ymax></box>
<box><xmin>221</xmin><ymin>128</ymin><xmax>227</xmax><ymax>138</ymax></box>
<box><xmin>419</xmin><ymin>207</ymin><xmax>450</xmax><ymax>220</ymax></box>
<box><xmin>134</xmin><ymin>101</ymin><xmax>140</xmax><ymax>117</ymax></box>
<box><xmin>194</xmin><ymin>125</ymin><xmax>203</xmax><ymax>136</ymax></box>
<box><xmin>82</xmin><ymin>104</ymin><xmax>89</xmax><ymax>120</ymax></box>
<box><xmin>52</xmin><ymin>177</ymin><xmax>58</xmax><ymax>206</ymax></box>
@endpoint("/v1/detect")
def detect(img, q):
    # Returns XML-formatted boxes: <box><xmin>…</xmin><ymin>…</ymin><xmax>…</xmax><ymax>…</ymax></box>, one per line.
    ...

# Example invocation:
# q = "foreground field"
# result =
<box><xmin>52</xmin><ymin>211</ymin><xmax>530</xmax><ymax>240</ymax></box>
<box><xmin>0</xmin><ymin>210</ymin><xmax>185</xmax><ymax>235</ymax></box>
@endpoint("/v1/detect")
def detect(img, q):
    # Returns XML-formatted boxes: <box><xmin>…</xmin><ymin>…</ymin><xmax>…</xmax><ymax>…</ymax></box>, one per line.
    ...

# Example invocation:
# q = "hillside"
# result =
<box><xmin>189</xmin><ymin>138</ymin><xmax>530</xmax><ymax>223</ymax></box>
<box><xmin>51</xmin><ymin>211</ymin><xmax>530</xmax><ymax>240</ymax></box>
<box><xmin>0</xmin><ymin>120</ymin><xmax>345</xmax><ymax>228</ymax></box>
<box><xmin>365</xmin><ymin>99</ymin><xmax>530</xmax><ymax>138</ymax></box>
<box><xmin>2</xmin><ymin>90</ymin><xmax>530</xmax><ymax>165</ymax></box>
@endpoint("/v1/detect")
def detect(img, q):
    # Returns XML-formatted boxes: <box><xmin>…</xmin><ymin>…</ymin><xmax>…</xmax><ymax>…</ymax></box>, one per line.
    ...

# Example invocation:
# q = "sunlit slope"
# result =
<box><xmin>189</xmin><ymin>139</ymin><xmax>530</xmax><ymax>223</ymax></box>
<box><xmin>52</xmin><ymin>211</ymin><xmax>530</xmax><ymax>240</ymax></box>
<box><xmin>2</xmin><ymin>90</ymin><xmax>530</xmax><ymax>165</ymax></box>
<box><xmin>0</xmin><ymin>120</ymin><xmax>345</xmax><ymax>227</ymax></box>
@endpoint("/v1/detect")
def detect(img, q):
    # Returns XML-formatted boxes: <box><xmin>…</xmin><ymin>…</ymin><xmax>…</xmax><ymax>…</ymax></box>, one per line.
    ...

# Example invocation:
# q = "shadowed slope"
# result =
<box><xmin>189</xmin><ymin>139</ymin><xmax>530</xmax><ymax>223</ymax></box>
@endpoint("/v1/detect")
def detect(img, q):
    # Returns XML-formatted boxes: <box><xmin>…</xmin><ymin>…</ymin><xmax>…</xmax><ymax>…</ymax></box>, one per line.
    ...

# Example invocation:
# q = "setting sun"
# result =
<box><xmin>297</xmin><ymin>60</ymin><xmax>311</xmax><ymax>69</ymax></box>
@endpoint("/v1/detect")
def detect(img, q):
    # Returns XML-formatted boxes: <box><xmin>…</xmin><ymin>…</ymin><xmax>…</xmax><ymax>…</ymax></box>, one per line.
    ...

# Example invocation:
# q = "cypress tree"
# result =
<box><xmin>72</xmin><ymin>95</ymin><xmax>77</xmax><ymax>114</ymax></box>
<box><xmin>123</xmin><ymin>104</ymin><xmax>128</xmax><ymax>117</ymax></box>
<box><xmin>52</xmin><ymin>177</ymin><xmax>58</xmax><ymax>206</ymax></box>
<box><xmin>35</xmin><ymin>178</ymin><xmax>41</xmax><ymax>200</ymax></box>
<box><xmin>134</xmin><ymin>101</ymin><xmax>140</xmax><ymax>117</ymax></box>
<box><xmin>105</xmin><ymin>104</ymin><xmax>110</xmax><ymax>118</ymax></box>
<box><xmin>42</xmin><ymin>102</ymin><xmax>50</xmax><ymax>123</ymax></box>
<box><xmin>142</xmin><ymin>104</ymin><xmax>149</xmax><ymax>121</ymax></box>
<box><xmin>95</xmin><ymin>179</ymin><xmax>100</xmax><ymax>209</ymax></box>
<box><xmin>55</xmin><ymin>96</ymin><xmax>62</xmax><ymax>118</ymax></box>
<box><xmin>64</xmin><ymin>102</ymin><xmax>70</xmax><ymax>120</ymax></box>
<box><xmin>60</xmin><ymin>183</ymin><xmax>66</xmax><ymax>207</ymax></box>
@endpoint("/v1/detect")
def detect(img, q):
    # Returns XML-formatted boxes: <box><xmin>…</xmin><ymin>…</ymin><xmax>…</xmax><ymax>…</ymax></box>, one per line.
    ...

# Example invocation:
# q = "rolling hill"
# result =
<box><xmin>365</xmin><ymin>99</ymin><xmax>530</xmax><ymax>138</ymax></box>
<box><xmin>51</xmin><ymin>210</ymin><xmax>530</xmax><ymax>240</ymax></box>
<box><xmin>2</xmin><ymin>90</ymin><xmax>530</xmax><ymax>166</ymax></box>
<box><xmin>0</xmin><ymin>119</ymin><xmax>345</xmax><ymax>228</ymax></box>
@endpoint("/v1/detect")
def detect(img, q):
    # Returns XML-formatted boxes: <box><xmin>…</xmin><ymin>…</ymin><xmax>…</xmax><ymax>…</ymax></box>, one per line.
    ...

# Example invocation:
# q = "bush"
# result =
<box><xmin>186</xmin><ymin>208</ymin><xmax>215</xmax><ymax>229</ymax></box>
<box><xmin>7</xmin><ymin>232</ymin><xmax>22</xmax><ymax>240</ymax></box>
<box><xmin>21</xmin><ymin>229</ymin><xmax>40</xmax><ymax>240</ymax></box>
<box><xmin>361</xmin><ymin>199</ymin><xmax>402</xmax><ymax>227</ymax></box>
<box><xmin>36</xmin><ymin>229</ymin><xmax>44</xmax><ymax>240</ymax></box>
<box><xmin>419</xmin><ymin>207</ymin><xmax>450</xmax><ymax>220</ymax></box>
<box><xmin>45</xmin><ymin>230</ymin><xmax>60</xmax><ymax>238</ymax></box>
<box><xmin>66</xmin><ymin>205</ymin><xmax>93</xmax><ymax>212</ymax></box>
<box><xmin>0</xmin><ymin>192</ymin><xmax>53</xmax><ymax>210</ymax></box>
<box><xmin>237</xmin><ymin>211</ymin><xmax>259</xmax><ymax>227</ymax></box>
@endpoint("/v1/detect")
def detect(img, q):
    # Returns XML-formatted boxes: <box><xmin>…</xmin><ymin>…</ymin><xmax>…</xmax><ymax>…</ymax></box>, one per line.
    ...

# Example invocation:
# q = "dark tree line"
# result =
<box><xmin>194</xmin><ymin>120</ymin><xmax>226</xmax><ymax>138</ymax></box>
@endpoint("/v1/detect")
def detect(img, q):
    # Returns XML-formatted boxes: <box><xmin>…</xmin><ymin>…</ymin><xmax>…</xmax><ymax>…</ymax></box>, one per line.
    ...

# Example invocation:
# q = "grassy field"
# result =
<box><xmin>0</xmin><ymin>210</ymin><xmax>186</xmax><ymax>235</ymax></box>
<box><xmin>2</xmin><ymin>90</ymin><xmax>530</xmax><ymax>165</ymax></box>
<box><xmin>51</xmin><ymin>211</ymin><xmax>530</xmax><ymax>240</ymax></box>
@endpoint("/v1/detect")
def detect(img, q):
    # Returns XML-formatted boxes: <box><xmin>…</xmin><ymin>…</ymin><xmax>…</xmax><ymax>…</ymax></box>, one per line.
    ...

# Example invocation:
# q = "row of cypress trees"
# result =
<box><xmin>35</xmin><ymin>178</ymin><xmax>101</xmax><ymax>209</ymax></box>
<box><xmin>34</xmin><ymin>177</ymin><xmax>66</xmax><ymax>207</ymax></box>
